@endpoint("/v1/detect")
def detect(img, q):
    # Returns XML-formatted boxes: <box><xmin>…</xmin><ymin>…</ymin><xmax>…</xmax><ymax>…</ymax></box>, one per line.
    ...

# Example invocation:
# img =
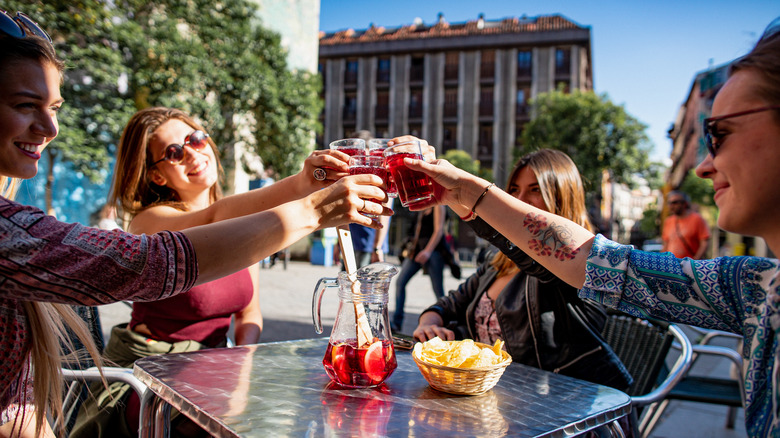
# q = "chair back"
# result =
<box><xmin>61</xmin><ymin>305</ymin><xmax>105</xmax><ymax>370</ymax></box>
<box><xmin>601</xmin><ymin>312</ymin><xmax>674</xmax><ymax>398</ymax></box>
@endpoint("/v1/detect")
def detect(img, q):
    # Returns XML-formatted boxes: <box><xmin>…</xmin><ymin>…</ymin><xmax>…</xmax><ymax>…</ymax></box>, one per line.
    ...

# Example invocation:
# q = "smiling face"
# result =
<box><xmin>695</xmin><ymin>69</ymin><xmax>780</xmax><ymax>244</ymax></box>
<box><xmin>507</xmin><ymin>166</ymin><xmax>549</xmax><ymax>212</ymax></box>
<box><xmin>147</xmin><ymin>118</ymin><xmax>218</xmax><ymax>206</ymax></box>
<box><xmin>0</xmin><ymin>59</ymin><xmax>62</xmax><ymax>180</ymax></box>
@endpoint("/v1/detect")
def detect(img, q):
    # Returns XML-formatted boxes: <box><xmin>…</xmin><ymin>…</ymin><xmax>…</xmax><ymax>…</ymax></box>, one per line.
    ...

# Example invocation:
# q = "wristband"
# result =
<box><xmin>460</xmin><ymin>210</ymin><xmax>477</xmax><ymax>221</ymax></box>
<box><xmin>470</xmin><ymin>183</ymin><xmax>494</xmax><ymax>215</ymax></box>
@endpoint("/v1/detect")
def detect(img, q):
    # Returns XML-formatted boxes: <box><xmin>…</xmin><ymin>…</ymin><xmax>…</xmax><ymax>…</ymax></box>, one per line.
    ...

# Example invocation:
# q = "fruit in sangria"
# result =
<box><xmin>323</xmin><ymin>339</ymin><xmax>396</xmax><ymax>388</ymax></box>
<box><xmin>384</xmin><ymin>152</ymin><xmax>432</xmax><ymax>207</ymax></box>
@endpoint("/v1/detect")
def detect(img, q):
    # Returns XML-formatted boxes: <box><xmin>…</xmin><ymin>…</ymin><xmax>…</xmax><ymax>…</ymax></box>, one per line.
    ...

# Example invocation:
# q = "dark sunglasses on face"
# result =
<box><xmin>0</xmin><ymin>10</ymin><xmax>52</xmax><ymax>42</ymax></box>
<box><xmin>151</xmin><ymin>130</ymin><xmax>210</xmax><ymax>167</ymax></box>
<box><xmin>702</xmin><ymin>105</ymin><xmax>780</xmax><ymax>157</ymax></box>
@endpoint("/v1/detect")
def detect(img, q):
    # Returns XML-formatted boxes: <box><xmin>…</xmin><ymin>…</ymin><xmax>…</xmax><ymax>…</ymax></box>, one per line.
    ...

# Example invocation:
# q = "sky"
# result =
<box><xmin>319</xmin><ymin>0</ymin><xmax>780</xmax><ymax>163</ymax></box>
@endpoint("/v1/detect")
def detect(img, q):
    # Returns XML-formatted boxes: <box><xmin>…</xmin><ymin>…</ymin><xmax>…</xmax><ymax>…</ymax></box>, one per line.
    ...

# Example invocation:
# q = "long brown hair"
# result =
<box><xmin>729</xmin><ymin>19</ymin><xmax>780</xmax><ymax>110</ymax></box>
<box><xmin>1</xmin><ymin>34</ymin><xmax>104</xmax><ymax>437</ymax></box>
<box><xmin>108</xmin><ymin>107</ymin><xmax>223</xmax><ymax>218</ymax></box>
<box><xmin>491</xmin><ymin>149</ymin><xmax>593</xmax><ymax>276</ymax></box>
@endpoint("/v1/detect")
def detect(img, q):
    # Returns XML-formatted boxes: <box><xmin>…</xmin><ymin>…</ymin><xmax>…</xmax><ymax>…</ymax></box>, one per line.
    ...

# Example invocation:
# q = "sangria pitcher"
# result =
<box><xmin>313</xmin><ymin>263</ymin><xmax>399</xmax><ymax>388</ymax></box>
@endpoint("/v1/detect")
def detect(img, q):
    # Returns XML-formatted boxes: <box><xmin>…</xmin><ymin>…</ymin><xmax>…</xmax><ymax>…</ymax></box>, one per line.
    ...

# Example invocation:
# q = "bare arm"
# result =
<box><xmin>233</xmin><ymin>263</ymin><xmax>262</xmax><ymax>345</ymax></box>
<box><xmin>182</xmin><ymin>175</ymin><xmax>390</xmax><ymax>285</ymax></box>
<box><xmin>130</xmin><ymin>150</ymin><xmax>350</xmax><ymax>234</ymax></box>
<box><xmin>406</xmin><ymin>159</ymin><xmax>593</xmax><ymax>288</ymax></box>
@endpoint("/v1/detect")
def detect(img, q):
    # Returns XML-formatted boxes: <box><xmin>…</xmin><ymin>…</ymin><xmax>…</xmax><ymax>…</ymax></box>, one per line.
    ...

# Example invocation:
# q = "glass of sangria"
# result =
<box><xmin>383</xmin><ymin>140</ymin><xmax>433</xmax><ymax>208</ymax></box>
<box><xmin>367</xmin><ymin>138</ymin><xmax>397</xmax><ymax>198</ymax></box>
<box><xmin>349</xmin><ymin>155</ymin><xmax>386</xmax><ymax>218</ymax></box>
<box><xmin>329</xmin><ymin>138</ymin><xmax>366</xmax><ymax>157</ymax></box>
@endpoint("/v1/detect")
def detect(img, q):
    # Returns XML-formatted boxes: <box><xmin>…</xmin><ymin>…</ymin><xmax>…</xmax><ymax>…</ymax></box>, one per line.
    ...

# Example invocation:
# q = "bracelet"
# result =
<box><xmin>470</xmin><ymin>183</ymin><xmax>494</xmax><ymax>215</ymax></box>
<box><xmin>460</xmin><ymin>210</ymin><xmax>477</xmax><ymax>221</ymax></box>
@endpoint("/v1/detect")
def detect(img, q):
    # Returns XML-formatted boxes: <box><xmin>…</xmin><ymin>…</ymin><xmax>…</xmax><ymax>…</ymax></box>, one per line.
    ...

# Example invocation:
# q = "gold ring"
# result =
<box><xmin>362</xmin><ymin>199</ymin><xmax>367</xmax><ymax>212</ymax></box>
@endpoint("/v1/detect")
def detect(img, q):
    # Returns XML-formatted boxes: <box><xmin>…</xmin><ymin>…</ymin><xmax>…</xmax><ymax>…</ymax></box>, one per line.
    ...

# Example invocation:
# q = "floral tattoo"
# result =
<box><xmin>523</xmin><ymin>212</ymin><xmax>580</xmax><ymax>261</ymax></box>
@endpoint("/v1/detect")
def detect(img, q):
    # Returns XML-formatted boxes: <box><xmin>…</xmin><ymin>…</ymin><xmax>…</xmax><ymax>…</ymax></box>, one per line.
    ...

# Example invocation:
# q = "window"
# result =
<box><xmin>409</xmin><ymin>88</ymin><xmax>423</xmax><ymax>118</ymax></box>
<box><xmin>375</xmin><ymin>90</ymin><xmax>389</xmax><ymax>121</ymax></box>
<box><xmin>517</xmin><ymin>50</ymin><xmax>532</xmax><ymax>78</ymax></box>
<box><xmin>444</xmin><ymin>51</ymin><xmax>459</xmax><ymax>81</ymax></box>
<box><xmin>555</xmin><ymin>48</ymin><xmax>570</xmax><ymax>76</ymax></box>
<box><xmin>444</xmin><ymin>87</ymin><xmax>458</xmax><ymax>118</ymax></box>
<box><xmin>345</xmin><ymin>60</ymin><xmax>358</xmax><ymax>84</ymax></box>
<box><xmin>442</xmin><ymin>124</ymin><xmax>457</xmax><ymax>152</ymax></box>
<box><xmin>408</xmin><ymin>124</ymin><xmax>422</xmax><ymax>138</ymax></box>
<box><xmin>343</xmin><ymin>92</ymin><xmax>357</xmax><ymax>121</ymax></box>
<box><xmin>377</xmin><ymin>58</ymin><xmax>390</xmax><ymax>83</ymax></box>
<box><xmin>478</xmin><ymin>123</ymin><xmax>493</xmax><ymax>159</ymax></box>
<box><xmin>516</xmin><ymin>86</ymin><xmax>530</xmax><ymax>116</ymax></box>
<box><xmin>480</xmin><ymin>50</ymin><xmax>495</xmax><ymax>80</ymax></box>
<box><xmin>410</xmin><ymin>56</ymin><xmax>424</xmax><ymax>83</ymax></box>
<box><xmin>480</xmin><ymin>86</ymin><xmax>493</xmax><ymax>117</ymax></box>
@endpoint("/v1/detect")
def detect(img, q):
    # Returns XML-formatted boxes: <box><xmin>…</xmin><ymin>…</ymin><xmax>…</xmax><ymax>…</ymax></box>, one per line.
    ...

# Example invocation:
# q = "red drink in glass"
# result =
<box><xmin>349</xmin><ymin>155</ymin><xmax>386</xmax><ymax>218</ymax></box>
<box><xmin>329</xmin><ymin>138</ymin><xmax>366</xmax><ymax>157</ymax></box>
<box><xmin>384</xmin><ymin>142</ymin><xmax>432</xmax><ymax>207</ymax></box>
<box><xmin>323</xmin><ymin>339</ymin><xmax>396</xmax><ymax>388</ymax></box>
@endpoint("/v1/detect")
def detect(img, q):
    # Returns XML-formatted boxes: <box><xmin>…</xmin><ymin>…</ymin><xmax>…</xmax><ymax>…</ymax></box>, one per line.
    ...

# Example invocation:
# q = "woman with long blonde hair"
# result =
<box><xmin>413</xmin><ymin>149</ymin><xmax>630</xmax><ymax>390</ymax></box>
<box><xmin>0</xmin><ymin>13</ymin><xmax>386</xmax><ymax>437</ymax></box>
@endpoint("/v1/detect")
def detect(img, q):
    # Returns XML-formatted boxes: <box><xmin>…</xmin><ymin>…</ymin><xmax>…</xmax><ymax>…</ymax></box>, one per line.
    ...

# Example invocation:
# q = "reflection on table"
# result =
<box><xmin>134</xmin><ymin>338</ymin><xmax>630</xmax><ymax>437</ymax></box>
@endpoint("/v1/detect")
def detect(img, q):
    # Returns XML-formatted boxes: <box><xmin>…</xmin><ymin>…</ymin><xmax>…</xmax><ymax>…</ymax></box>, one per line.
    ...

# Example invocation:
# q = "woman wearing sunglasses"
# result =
<box><xmin>403</xmin><ymin>18</ymin><xmax>780</xmax><ymax>437</ymax></box>
<box><xmin>71</xmin><ymin>106</ymin><xmax>359</xmax><ymax>437</ymax></box>
<box><xmin>0</xmin><ymin>13</ymin><xmax>388</xmax><ymax>438</ymax></box>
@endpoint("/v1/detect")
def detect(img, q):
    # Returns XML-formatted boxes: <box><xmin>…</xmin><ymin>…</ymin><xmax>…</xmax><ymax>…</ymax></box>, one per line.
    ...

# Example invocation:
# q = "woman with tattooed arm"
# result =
<box><xmin>403</xmin><ymin>18</ymin><xmax>780</xmax><ymax>437</ymax></box>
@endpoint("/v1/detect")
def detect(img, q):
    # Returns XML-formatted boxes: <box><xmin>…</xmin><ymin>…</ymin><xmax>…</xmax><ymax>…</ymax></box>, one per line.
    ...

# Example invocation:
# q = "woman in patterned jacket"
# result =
<box><xmin>0</xmin><ymin>13</ymin><xmax>388</xmax><ymax>437</ymax></box>
<box><xmin>403</xmin><ymin>18</ymin><xmax>780</xmax><ymax>437</ymax></box>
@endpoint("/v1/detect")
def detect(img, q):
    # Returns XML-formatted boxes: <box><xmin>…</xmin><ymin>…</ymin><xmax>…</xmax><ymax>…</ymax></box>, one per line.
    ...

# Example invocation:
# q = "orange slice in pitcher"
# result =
<box><xmin>364</xmin><ymin>340</ymin><xmax>390</xmax><ymax>383</ymax></box>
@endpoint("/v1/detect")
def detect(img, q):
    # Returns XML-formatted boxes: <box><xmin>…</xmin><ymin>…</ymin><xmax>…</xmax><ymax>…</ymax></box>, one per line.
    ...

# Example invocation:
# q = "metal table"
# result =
<box><xmin>134</xmin><ymin>338</ymin><xmax>630</xmax><ymax>437</ymax></box>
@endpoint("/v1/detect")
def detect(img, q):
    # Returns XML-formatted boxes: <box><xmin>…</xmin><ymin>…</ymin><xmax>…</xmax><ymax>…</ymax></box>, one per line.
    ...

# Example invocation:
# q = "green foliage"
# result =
<box><xmin>113</xmin><ymin>0</ymin><xmax>322</xmax><ymax>180</ymax></box>
<box><xmin>443</xmin><ymin>150</ymin><xmax>493</xmax><ymax>182</ymax></box>
<box><xmin>638</xmin><ymin>204</ymin><xmax>661</xmax><ymax>239</ymax></box>
<box><xmin>679</xmin><ymin>169</ymin><xmax>715</xmax><ymax>208</ymax></box>
<box><xmin>8</xmin><ymin>1</ymin><xmax>136</xmax><ymax>184</ymax></box>
<box><xmin>520</xmin><ymin>88</ymin><xmax>652</xmax><ymax>191</ymax></box>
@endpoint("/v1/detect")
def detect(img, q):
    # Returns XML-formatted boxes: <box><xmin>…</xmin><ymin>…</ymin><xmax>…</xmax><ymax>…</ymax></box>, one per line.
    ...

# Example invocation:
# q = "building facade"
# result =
<box><xmin>318</xmin><ymin>13</ymin><xmax>593</xmax><ymax>186</ymax></box>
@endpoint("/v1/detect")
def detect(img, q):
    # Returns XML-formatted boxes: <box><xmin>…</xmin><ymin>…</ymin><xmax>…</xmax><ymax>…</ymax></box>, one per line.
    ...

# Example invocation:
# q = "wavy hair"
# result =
<box><xmin>491</xmin><ymin>149</ymin><xmax>593</xmax><ymax>276</ymax></box>
<box><xmin>1</xmin><ymin>34</ymin><xmax>104</xmax><ymax>437</ymax></box>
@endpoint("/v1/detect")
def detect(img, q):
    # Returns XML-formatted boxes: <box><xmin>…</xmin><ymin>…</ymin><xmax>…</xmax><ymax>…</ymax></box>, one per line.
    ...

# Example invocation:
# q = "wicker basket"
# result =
<box><xmin>412</xmin><ymin>342</ymin><xmax>512</xmax><ymax>395</ymax></box>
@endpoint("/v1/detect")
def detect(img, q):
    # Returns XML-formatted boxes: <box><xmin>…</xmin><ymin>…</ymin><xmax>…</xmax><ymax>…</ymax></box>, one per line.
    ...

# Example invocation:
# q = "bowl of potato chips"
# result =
<box><xmin>412</xmin><ymin>337</ymin><xmax>512</xmax><ymax>395</ymax></box>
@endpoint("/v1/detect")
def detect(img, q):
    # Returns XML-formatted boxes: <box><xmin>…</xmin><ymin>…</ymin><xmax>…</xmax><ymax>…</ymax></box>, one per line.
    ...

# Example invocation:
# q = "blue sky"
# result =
<box><xmin>319</xmin><ymin>0</ymin><xmax>780</xmax><ymax>163</ymax></box>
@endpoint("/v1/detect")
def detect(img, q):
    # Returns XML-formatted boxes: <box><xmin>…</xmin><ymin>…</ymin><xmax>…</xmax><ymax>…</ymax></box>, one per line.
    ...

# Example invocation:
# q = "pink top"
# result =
<box><xmin>473</xmin><ymin>292</ymin><xmax>503</xmax><ymax>345</ymax></box>
<box><xmin>130</xmin><ymin>268</ymin><xmax>253</xmax><ymax>347</ymax></box>
<box><xmin>0</xmin><ymin>196</ymin><xmax>198</xmax><ymax>416</ymax></box>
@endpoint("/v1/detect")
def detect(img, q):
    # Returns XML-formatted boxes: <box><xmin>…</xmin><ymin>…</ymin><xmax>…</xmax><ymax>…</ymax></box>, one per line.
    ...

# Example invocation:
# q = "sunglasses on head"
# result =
<box><xmin>702</xmin><ymin>105</ymin><xmax>780</xmax><ymax>157</ymax></box>
<box><xmin>0</xmin><ymin>10</ymin><xmax>52</xmax><ymax>42</ymax></box>
<box><xmin>151</xmin><ymin>130</ymin><xmax>210</xmax><ymax>167</ymax></box>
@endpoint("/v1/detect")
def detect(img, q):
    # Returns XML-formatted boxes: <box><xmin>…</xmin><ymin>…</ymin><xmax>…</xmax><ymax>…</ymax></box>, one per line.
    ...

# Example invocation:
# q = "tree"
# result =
<box><xmin>7</xmin><ymin>1</ymin><xmax>136</xmax><ymax>213</ymax></box>
<box><xmin>442</xmin><ymin>150</ymin><xmax>493</xmax><ymax>182</ymax></box>
<box><xmin>520</xmin><ymin>88</ymin><xmax>652</xmax><ymax>190</ymax></box>
<box><xmin>114</xmin><ymin>0</ymin><xmax>322</xmax><ymax>188</ymax></box>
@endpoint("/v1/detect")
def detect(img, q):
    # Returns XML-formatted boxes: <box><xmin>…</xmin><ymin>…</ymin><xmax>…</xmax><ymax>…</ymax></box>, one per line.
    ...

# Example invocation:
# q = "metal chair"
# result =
<box><xmin>639</xmin><ymin>326</ymin><xmax>744</xmax><ymax>434</ymax></box>
<box><xmin>600</xmin><ymin>311</ymin><xmax>693</xmax><ymax>438</ymax></box>
<box><xmin>55</xmin><ymin>306</ymin><xmax>147</xmax><ymax>436</ymax></box>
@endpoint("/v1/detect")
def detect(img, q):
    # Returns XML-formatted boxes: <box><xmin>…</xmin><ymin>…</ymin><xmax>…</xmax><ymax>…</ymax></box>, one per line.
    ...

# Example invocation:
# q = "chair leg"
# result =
<box><xmin>638</xmin><ymin>399</ymin><xmax>671</xmax><ymax>438</ymax></box>
<box><xmin>725</xmin><ymin>406</ymin><xmax>737</xmax><ymax>429</ymax></box>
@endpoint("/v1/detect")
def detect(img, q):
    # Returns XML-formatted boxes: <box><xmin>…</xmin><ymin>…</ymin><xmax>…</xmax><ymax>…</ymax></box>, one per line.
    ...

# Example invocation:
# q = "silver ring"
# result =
<box><xmin>313</xmin><ymin>168</ymin><xmax>327</xmax><ymax>181</ymax></box>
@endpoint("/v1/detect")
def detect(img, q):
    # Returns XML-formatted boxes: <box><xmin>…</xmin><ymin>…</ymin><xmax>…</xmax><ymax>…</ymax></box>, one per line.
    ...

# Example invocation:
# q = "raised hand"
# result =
<box><xmin>306</xmin><ymin>174</ymin><xmax>392</xmax><ymax>230</ymax></box>
<box><xmin>295</xmin><ymin>149</ymin><xmax>352</xmax><ymax>194</ymax></box>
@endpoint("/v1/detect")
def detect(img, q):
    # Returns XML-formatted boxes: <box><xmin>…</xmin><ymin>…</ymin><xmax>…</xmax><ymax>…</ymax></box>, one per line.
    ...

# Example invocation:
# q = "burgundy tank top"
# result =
<box><xmin>130</xmin><ymin>268</ymin><xmax>253</xmax><ymax>347</ymax></box>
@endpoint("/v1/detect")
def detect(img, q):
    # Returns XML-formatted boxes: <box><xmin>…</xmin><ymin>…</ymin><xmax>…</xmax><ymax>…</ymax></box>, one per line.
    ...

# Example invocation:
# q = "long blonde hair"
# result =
<box><xmin>1</xmin><ymin>35</ymin><xmax>104</xmax><ymax>437</ymax></box>
<box><xmin>491</xmin><ymin>149</ymin><xmax>593</xmax><ymax>276</ymax></box>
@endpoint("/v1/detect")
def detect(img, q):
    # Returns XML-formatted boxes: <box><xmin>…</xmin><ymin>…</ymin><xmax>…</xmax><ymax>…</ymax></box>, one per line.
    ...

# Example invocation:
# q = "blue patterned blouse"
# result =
<box><xmin>580</xmin><ymin>234</ymin><xmax>780</xmax><ymax>437</ymax></box>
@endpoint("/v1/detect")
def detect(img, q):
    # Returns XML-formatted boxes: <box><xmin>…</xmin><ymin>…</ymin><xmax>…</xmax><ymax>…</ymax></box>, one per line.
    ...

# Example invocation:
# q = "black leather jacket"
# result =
<box><xmin>423</xmin><ymin>217</ymin><xmax>632</xmax><ymax>390</ymax></box>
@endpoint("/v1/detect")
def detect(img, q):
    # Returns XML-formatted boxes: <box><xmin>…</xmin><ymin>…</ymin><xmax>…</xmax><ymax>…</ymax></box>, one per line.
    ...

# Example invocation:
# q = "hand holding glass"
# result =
<box><xmin>368</xmin><ymin>139</ymin><xmax>397</xmax><ymax>198</ymax></box>
<box><xmin>349</xmin><ymin>155</ymin><xmax>386</xmax><ymax>218</ymax></box>
<box><xmin>383</xmin><ymin>140</ymin><xmax>433</xmax><ymax>208</ymax></box>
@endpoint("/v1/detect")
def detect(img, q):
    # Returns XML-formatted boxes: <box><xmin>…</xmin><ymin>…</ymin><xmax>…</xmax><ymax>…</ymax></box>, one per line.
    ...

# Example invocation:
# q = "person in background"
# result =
<box><xmin>0</xmin><ymin>16</ymin><xmax>387</xmax><ymax>437</ymax></box>
<box><xmin>661</xmin><ymin>190</ymin><xmax>710</xmax><ymax>259</ymax></box>
<box><xmin>402</xmin><ymin>18</ymin><xmax>780</xmax><ymax>436</ymax></box>
<box><xmin>413</xmin><ymin>150</ymin><xmax>630</xmax><ymax>390</ymax></box>
<box><xmin>392</xmin><ymin>205</ymin><xmax>447</xmax><ymax>332</ymax></box>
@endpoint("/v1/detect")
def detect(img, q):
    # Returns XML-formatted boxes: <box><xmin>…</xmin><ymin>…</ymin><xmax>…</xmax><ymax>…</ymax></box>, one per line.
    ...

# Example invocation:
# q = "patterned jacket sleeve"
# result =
<box><xmin>580</xmin><ymin>234</ymin><xmax>777</xmax><ymax>334</ymax></box>
<box><xmin>0</xmin><ymin>198</ymin><xmax>198</xmax><ymax>305</ymax></box>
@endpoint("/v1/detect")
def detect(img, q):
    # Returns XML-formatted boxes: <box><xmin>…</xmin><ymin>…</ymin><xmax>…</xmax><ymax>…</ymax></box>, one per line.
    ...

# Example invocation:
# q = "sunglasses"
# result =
<box><xmin>0</xmin><ymin>10</ymin><xmax>52</xmax><ymax>42</ymax></box>
<box><xmin>702</xmin><ymin>105</ymin><xmax>780</xmax><ymax>156</ymax></box>
<box><xmin>150</xmin><ymin>130</ymin><xmax>210</xmax><ymax>167</ymax></box>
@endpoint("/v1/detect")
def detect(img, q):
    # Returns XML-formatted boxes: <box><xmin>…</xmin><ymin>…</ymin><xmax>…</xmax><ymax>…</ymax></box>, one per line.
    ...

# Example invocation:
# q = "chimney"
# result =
<box><xmin>477</xmin><ymin>13</ymin><xmax>485</xmax><ymax>29</ymax></box>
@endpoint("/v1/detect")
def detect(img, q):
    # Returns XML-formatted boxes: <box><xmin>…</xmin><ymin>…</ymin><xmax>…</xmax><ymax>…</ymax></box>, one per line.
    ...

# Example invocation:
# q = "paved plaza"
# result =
<box><xmin>99</xmin><ymin>259</ymin><xmax>746</xmax><ymax>437</ymax></box>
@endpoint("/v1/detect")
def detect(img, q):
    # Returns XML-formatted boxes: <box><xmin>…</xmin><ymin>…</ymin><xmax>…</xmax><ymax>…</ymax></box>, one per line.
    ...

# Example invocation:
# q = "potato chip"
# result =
<box><xmin>415</xmin><ymin>337</ymin><xmax>506</xmax><ymax>369</ymax></box>
<box><xmin>491</xmin><ymin>339</ymin><xmax>504</xmax><ymax>357</ymax></box>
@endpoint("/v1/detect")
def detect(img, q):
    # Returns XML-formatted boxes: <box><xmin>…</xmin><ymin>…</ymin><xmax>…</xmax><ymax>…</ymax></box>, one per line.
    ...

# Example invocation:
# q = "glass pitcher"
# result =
<box><xmin>312</xmin><ymin>262</ymin><xmax>399</xmax><ymax>388</ymax></box>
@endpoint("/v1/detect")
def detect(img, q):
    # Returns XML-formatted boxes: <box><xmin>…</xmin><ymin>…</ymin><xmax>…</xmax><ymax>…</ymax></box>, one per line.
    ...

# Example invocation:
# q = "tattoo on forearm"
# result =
<box><xmin>523</xmin><ymin>213</ymin><xmax>580</xmax><ymax>261</ymax></box>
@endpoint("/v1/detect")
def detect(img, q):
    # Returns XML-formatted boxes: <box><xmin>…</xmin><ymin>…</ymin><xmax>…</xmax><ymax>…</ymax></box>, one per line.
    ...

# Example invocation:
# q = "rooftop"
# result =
<box><xmin>319</xmin><ymin>13</ymin><xmax>588</xmax><ymax>46</ymax></box>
